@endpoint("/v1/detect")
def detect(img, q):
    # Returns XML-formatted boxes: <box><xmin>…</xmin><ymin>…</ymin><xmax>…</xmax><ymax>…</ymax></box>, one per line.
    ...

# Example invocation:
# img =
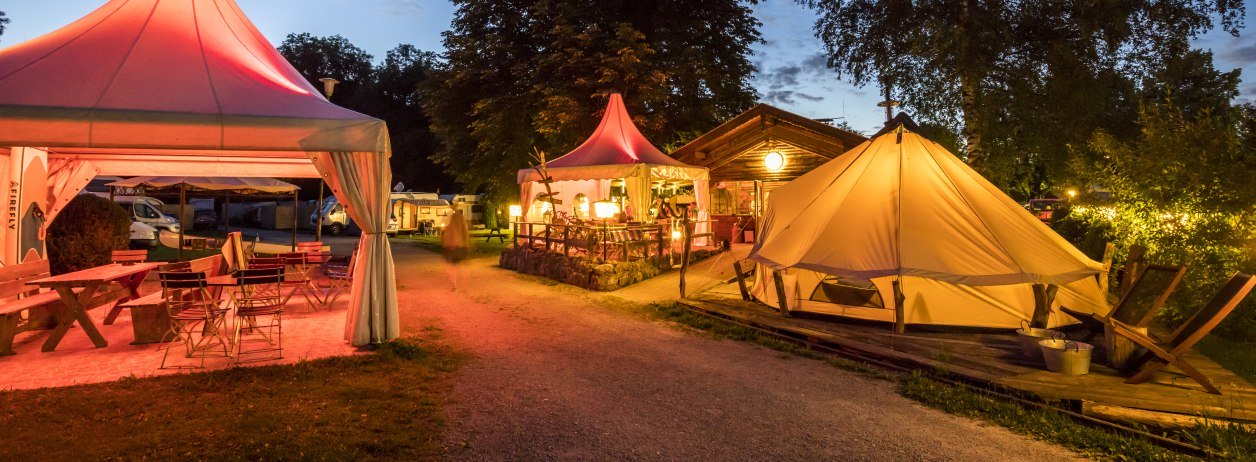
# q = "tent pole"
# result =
<box><xmin>177</xmin><ymin>184</ymin><xmax>186</xmax><ymax>261</ymax></box>
<box><xmin>291</xmin><ymin>190</ymin><xmax>299</xmax><ymax>250</ymax></box>
<box><xmin>315</xmin><ymin>182</ymin><xmax>324</xmax><ymax>242</ymax></box>
<box><xmin>224</xmin><ymin>192</ymin><xmax>231</xmax><ymax>233</ymax></box>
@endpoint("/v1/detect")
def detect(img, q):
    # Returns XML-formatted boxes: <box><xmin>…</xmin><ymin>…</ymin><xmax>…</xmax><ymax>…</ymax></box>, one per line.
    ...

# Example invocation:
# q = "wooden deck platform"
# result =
<box><xmin>680</xmin><ymin>290</ymin><xmax>1256</xmax><ymax>426</ymax></box>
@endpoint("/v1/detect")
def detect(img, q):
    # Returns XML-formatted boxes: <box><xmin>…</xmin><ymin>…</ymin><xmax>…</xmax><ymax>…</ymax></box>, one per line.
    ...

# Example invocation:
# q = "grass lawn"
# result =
<box><xmin>397</xmin><ymin>230</ymin><xmax>511</xmax><ymax>258</ymax></box>
<box><xmin>1197</xmin><ymin>336</ymin><xmax>1256</xmax><ymax>384</ymax></box>
<box><xmin>0</xmin><ymin>335</ymin><xmax>461</xmax><ymax>460</ymax></box>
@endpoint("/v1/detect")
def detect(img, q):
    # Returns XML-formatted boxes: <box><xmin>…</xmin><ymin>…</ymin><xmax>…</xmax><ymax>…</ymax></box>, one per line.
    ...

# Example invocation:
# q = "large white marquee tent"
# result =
<box><xmin>748</xmin><ymin>115</ymin><xmax>1111</xmax><ymax>329</ymax></box>
<box><xmin>0</xmin><ymin>0</ymin><xmax>397</xmax><ymax>345</ymax></box>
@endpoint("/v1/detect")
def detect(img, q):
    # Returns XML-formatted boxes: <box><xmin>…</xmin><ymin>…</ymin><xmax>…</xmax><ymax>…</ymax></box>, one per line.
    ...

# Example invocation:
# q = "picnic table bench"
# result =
<box><xmin>0</xmin><ymin>259</ymin><xmax>131</xmax><ymax>355</ymax></box>
<box><xmin>27</xmin><ymin>261</ymin><xmax>161</xmax><ymax>352</ymax></box>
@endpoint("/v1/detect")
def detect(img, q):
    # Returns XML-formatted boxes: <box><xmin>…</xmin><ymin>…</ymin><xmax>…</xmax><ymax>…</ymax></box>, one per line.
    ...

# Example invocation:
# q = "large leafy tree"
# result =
<box><xmin>803</xmin><ymin>0</ymin><xmax>1244</xmax><ymax>198</ymax></box>
<box><xmin>424</xmin><ymin>0</ymin><xmax>762</xmax><ymax>203</ymax></box>
<box><xmin>278</xmin><ymin>35</ymin><xmax>454</xmax><ymax>192</ymax></box>
<box><xmin>1</xmin><ymin>11</ymin><xmax>9</xmax><ymax>42</ymax></box>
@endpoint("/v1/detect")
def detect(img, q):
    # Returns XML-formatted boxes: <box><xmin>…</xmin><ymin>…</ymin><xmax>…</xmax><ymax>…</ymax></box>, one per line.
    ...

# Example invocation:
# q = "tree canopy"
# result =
<box><xmin>423</xmin><ymin>0</ymin><xmax>763</xmax><ymax>203</ymax></box>
<box><xmin>0</xmin><ymin>11</ymin><xmax>9</xmax><ymax>42</ymax></box>
<box><xmin>277</xmin><ymin>34</ymin><xmax>456</xmax><ymax>193</ymax></box>
<box><xmin>803</xmin><ymin>0</ymin><xmax>1245</xmax><ymax>199</ymax></box>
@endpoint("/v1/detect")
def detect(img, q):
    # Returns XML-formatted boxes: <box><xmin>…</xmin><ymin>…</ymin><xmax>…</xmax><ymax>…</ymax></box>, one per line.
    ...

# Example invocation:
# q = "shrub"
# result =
<box><xmin>46</xmin><ymin>195</ymin><xmax>131</xmax><ymax>274</ymax></box>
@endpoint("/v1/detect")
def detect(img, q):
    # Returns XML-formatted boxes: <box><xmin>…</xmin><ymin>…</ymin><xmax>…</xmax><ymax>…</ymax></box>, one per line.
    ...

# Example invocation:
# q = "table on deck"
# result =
<box><xmin>27</xmin><ymin>262</ymin><xmax>161</xmax><ymax>352</ymax></box>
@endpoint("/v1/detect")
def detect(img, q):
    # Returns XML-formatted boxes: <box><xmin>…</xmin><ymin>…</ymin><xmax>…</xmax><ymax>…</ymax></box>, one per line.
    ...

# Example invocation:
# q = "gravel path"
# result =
<box><xmin>391</xmin><ymin>244</ymin><xmax>1084</xmax><ymax>461</ymax></box>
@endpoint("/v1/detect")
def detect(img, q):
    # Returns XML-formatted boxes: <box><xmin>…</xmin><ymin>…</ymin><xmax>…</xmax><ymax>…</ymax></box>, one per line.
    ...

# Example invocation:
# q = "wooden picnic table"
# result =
<box><xmin>26</xmin><ymin>262</ymin><xmax>162</xmax><ymax>352</ymax></box>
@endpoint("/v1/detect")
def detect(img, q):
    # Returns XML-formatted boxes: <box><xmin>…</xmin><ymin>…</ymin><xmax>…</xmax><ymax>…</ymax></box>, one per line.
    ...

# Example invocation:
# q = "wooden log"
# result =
<box><xmin>733</xmin><ymin>261</ymin><xmax>751</xmax><ymax>301</ymax></box>
<box><xmin>1030</xmin><ymin>283</ymin><xmax>1057</xmax><ymax>328</ymax></box>
<box><xmin>771</xmin><ymin>270</ymin><xmax>790</xmax><ymax>317</ymax></box>
<box><xmin>893</xmin><ymin>280</ymin><xmax>906</xmax><ymax>334</ymax></box>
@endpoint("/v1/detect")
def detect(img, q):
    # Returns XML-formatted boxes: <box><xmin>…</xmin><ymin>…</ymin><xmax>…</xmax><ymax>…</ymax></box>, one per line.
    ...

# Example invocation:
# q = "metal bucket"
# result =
<box><xmin>1038</xmin><ymin>339</ymin><xmax>1094</xmax><ymax>375</ymax></box>
<box><xmin>1015</xmin><ymin>321</ymin><xmax>1061</xmax><ymax>360</ymax></box>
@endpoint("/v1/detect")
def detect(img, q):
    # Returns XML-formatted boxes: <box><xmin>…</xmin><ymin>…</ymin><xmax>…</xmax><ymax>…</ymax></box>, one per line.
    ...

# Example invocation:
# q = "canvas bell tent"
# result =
<box><xmin>0</xmin><ymin>0</ymin><xmax>398</xmax><ymax>346</ymax></box>
<box><xmin>517</xmin><ymin>93</ymin><xmax>710</xmax><ymax>225</ymax></box>
<box><xmin>748</xmin><ymin>115</ymin><xmax>1110</xmax><ymax>329</ymax></box>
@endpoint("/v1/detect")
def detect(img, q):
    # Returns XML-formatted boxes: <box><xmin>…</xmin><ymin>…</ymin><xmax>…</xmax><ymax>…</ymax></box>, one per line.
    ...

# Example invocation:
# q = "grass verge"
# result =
<box><xmin>0</xmin><ymin>335</ymin><xmax>462</xmax><ymax>461</ymax></box>
<box><xmin>644</xmin><ymin>301</ymin><xmax>1256</xmax><ymax>461</ymax></box>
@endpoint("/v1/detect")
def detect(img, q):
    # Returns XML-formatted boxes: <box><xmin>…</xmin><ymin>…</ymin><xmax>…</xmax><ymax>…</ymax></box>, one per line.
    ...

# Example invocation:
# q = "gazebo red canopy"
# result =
<box><xmin>517</xmin><ymin>93</ymin><xmax>709</xmax><ymax>221</ymax></box>
<box><xmin>0</xmin><ymin>0</ymin><xmax>398</xmax><ymax>346</ymax></box>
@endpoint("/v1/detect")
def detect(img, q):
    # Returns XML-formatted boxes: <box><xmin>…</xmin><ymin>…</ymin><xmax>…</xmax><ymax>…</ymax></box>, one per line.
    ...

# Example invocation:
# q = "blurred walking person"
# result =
<box><xmin>442</xmin><ymin>209</ymin><xmax>471</xmax><ymax>290</ymax></box>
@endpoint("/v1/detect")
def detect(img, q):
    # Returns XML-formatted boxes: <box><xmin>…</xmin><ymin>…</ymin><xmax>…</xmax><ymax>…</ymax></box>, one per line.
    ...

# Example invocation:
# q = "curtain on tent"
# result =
<box><xmin>623</xmin><ymin>172</ymin><xmax>652</xmax><ymax>219</ymax></box>
<box><xmin>310</xmin><ymin>146</ymin><xmax>398</xmax><ymax>346</ymax></box>
<box><xmin>44</xmin><ymin>158</ymin><xmax>99</xmax><ymax>228</ymax></box>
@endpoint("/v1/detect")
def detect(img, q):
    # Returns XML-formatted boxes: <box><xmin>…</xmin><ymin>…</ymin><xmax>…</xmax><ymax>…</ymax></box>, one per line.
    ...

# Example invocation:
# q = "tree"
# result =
<box><xmin>1065</xmin><ymin>100</ymin><xmax>1256</xmax><ymax>338</ymax></box>
<box><xmin>372</xmin><ymin>45</ymin><xmax>456</xmax><ymax>192</ymax></box>
<box><xmin>278</xmin><ymin>35</ymin><xmax>455</xmax><ymax>192</ymax></box>
<box><xmin>423</xmin><ymin>0</ymin><xmax>762</xmax><ymax>203</ymax></box>
<box><xmin>277</xmin><ymin>33</ymin><xmax>375</xmax><ymax>108</ymax></box>
<box><xmin>803</xmin><ymin>0</ymin><xmax>1244</xmax><ymax>197</ymax></box>
<box><xmin>0</xmin><ymin>11</ymin><xmax>9</xmax><ymax>43</ymax></box>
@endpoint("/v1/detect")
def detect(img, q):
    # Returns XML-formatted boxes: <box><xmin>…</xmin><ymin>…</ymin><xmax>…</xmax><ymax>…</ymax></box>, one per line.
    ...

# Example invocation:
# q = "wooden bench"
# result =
<box><xmin>111</xmin><ymin>249</ymin><xmax>148</xmax><ymax>264</ymax></box>
<box><xmin>0</xmin><ymin>260</ymin><xmax>65</xmax><ymax>355</ymax></box>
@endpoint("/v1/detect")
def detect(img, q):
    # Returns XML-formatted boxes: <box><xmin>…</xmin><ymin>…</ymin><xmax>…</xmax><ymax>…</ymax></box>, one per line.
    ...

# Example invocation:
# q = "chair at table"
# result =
<box><xmin>157</xmin><ymin>271</ymin><xmax>230</xmax><ymax>369</ymax></box>
<box><xmin>323</xmin><ymin>251</ymin><xmax>357</xmax><ymax>307</ymax></box>
<box><xmin>295</xmin><ymin>241</ymin><xmax>323</xmax><ymax>253</ymax></box>
<box><xmin>1061</xmin><ymin>264</ymin><xmax>1187</xmax><ymax>341</ymax></box>
<box><xmin>232</xmin><ymin>267</ymin><xmax>285</xmax><ymax>362</ymax></box>
<box><xmin>278</xmin><ymin>252</ymin><xmax>322</xmax><ymax>310</ymax></box>
<box><xmin>111</xmin><ymin>249</ymin><xmax>148</xmax><ymax>265</ymax></box>
<box><xmin>1110</xmin><ymin>272</ymin><xmax>1255</xmax><ymax>394</ymax></box>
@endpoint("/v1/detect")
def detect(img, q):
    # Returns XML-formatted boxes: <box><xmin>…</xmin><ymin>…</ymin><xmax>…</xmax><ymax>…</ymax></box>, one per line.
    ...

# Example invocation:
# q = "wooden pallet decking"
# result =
<box><xmin>680</xmin><ymin>291</ymin><xmax>1256</xmax><ymax>424</ymax></box>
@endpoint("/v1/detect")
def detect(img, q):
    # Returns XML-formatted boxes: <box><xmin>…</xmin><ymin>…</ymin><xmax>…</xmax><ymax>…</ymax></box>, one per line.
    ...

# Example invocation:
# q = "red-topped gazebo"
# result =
<box><xmin>517</xmin><ymin>93</ymin><xmax>709</xmax><ymax>223</ymax></box>
<box><xmin>0</xmin><ymin>0</ymin><xmax>397</xmax><ymax>346</ymax></box>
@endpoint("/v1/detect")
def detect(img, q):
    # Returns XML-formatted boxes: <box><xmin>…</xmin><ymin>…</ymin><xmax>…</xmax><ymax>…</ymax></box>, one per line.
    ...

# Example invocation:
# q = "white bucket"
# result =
<box><xmin>1038</xmin><ymin>339</ymin><xmax>1094</xmax><ymax>375</ymax></box>
<box><xmin>1015</xmin><ymin>321</ymin><xmax>1062</xmax><ymax>360</ymax></box>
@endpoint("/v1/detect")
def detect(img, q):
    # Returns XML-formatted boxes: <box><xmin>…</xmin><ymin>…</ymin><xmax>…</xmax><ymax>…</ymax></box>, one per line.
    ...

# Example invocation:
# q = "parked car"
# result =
<box><xmin>192</xmin><ymin>208</ymin><xmax>217</xmax><ymax>230</ymax></box>
<box><xmin>114</xmin><ymin>196</ymin><xmax>180</xmax><ymax>233</ymax></box>
<box><xmin>1024</xmin><ymin>198</ymin><xmax>1064</xmax><ymax>223</ymax></box>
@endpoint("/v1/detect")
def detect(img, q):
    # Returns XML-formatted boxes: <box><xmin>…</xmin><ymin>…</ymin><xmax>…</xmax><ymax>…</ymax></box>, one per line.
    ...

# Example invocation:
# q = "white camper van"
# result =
<box><xmin>78</xmin><ymin>177</ymin><xmax>171</xmax><ymax>248</ymax></box>
<box><xmin>113</xmin><ymin>196</ymin><xmax>181</xmax><ymax>234</ymax></box>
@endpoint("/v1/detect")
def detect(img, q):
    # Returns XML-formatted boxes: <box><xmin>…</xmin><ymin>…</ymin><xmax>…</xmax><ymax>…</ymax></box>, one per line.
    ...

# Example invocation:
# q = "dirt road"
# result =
<box><xmin>391</xmin><ymin>243</ymin><xmax>1082</xmax><ymax>461</ymax></box>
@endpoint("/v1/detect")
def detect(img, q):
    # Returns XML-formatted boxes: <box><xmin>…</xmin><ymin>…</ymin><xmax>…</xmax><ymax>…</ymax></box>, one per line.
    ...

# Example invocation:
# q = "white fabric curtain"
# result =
<box><xmin>693</xmin><ymin>179</ymin><xmax>710</xmax><ymax>246</ymax></box>
<box><xmin>310</xmin><ymin>145</ymin><xmax>398</xmax><ymax>346</ymax></box>
<box><xmin>44</xmin><ymin>158</ymin><xmax>100</xmax><ymax>230</ymax></box>
<box><xmin>519</xmin><ymin>181</ymin><xmax>534</xmax><ymax>221</ymax></box>
<box><xmin>623</xmin><ymin>171</ymin><xmax>652</xmax><ymax>221</ymax></box>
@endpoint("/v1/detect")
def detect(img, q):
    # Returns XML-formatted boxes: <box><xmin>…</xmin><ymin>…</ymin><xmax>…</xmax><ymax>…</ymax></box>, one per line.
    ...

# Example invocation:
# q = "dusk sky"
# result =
<box><xmin>3</xmin><ymin>0</ymin><xmax>1253</xmax><ymax>134</ymax></box>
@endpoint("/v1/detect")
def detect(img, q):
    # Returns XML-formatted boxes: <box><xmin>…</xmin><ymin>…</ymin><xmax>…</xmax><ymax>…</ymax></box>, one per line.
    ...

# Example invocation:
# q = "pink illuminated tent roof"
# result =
<box><xmin>0</xmin><ymin>0</ymin><xmax>398</xmax><ymax>347</ymax></box>
<box><xmin>518</xmin><ymin>93</ymin><xmax>706</xmax><ymax>183</ymax></box>
<box><xmin>0</xmin><ymin>0</ymin><xmax>387</xmax><ymax>177</ymax></box>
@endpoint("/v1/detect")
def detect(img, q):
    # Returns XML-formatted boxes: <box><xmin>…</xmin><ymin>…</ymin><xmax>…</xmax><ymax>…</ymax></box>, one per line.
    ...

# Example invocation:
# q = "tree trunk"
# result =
<box><xmin>958</xmin><ymin>0</ymin><xmax>986</xmax><ymax>173</ymax></box>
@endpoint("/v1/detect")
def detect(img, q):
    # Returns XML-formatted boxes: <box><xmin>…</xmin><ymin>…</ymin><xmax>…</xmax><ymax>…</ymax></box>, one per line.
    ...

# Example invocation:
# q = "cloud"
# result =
<box><xmin>760</xmin><ymin>65</ymin><xmax>802</xmax><ymax>89</ymax></box>
<box><xmin>386</xmin><ymin>0</ymin><xmax>424</xmax><ymax>18</ymax></box>
<box><xmin>760</xmin><ymin>90</ymin><xmax>825</xmax><ymax>105</ymax></box>
<box><xmin>1225</xmin><ymin>45</ymin><xmax>1256</xmax><ymax>65</ymax></box>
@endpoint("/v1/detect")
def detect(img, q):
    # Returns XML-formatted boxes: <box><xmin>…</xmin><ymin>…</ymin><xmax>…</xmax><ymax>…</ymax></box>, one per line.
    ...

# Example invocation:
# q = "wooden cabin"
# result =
<box><xmin>671</xmin><ymin>104</ymin><xmax>866</xmax><ymax>243</ymax></box>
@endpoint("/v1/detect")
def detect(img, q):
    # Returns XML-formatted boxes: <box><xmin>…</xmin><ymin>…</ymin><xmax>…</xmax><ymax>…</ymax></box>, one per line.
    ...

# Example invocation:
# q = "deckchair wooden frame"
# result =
<box><xmin>1110</xmin><ymin>272</ymin><xmax>1254</xmax><ymax>395</ymax></box>
<box><xmin>1061</xmin><ymin>264</ymin><xmax>1187</xmax><ymax>341</ymax></box>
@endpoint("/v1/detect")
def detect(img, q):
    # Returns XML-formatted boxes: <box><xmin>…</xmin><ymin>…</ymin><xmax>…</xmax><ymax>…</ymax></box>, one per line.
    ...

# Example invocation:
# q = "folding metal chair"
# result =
<box><xmin>157</xmin><ymin>271</ymin><xmax>230</xmax><ymax>369</ymax></box>
<box><xmin>232</xmin><ymin>267</ymin><xmax>285</xmax><ymax>362</ymax></box>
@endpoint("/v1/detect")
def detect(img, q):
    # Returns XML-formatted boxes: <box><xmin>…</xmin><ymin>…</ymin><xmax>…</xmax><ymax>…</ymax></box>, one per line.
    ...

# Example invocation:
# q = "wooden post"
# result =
<box><xmin>291</xmin><ymin>190</ymin><xmax>299</xmax><ymax>250</ymax></box>
<box><xmin>1031</xmin><ymin>283</ymin><xmax>1058</xmax><ymax>328</ymax></box>
<box><xmin>892</xmin><ymin>279</ymin><xmax>906</xmax><ymax>334</ymax></box>
<box><xmin>1099</xmin><ymin>242</ymin><xmax>1115</xmax><ymax>295</ymax></box>
<box><xmin>733</xmin><ymin>261</ymin><xmax>751</xmax><ymax>301</ymax></box>
<box><xmin>512</xmin><ymin>221</ymin><xmax>518</xmax><ymax>248</ymax></box>
<box><xmin>563</xmin><ymin>226</ymin><xmax>570</xmax><ymax>256</ymax></box>
<box><xmin>315</xmin><ymin>182</ymin><xmax>325</xmax><ymax>242</ymax></box>
<box><xmin>224</xmin><ymin>192</ymin><xmax>231</xmax><ymax>233</ymax></box>
<box><xmin>544</xmin><ymin>223</ymin><xmax>552</xmax><ymax>253</ymax></box>
<box><xmin>679</xmin><ymin>211</ymin><xmax>693</xmax><ymax>298</ymax></box>
<box><xmin>177</xmin><ymin>183</ymin><xmax>186</xmax><ymax>261</ymax></box>
<box><xmin>771</xmin><ymin>270</ymin><xmax>791</xmax><ymax>317</ymax></box>
<box><xmin>656</xmin><ymin>225</ymin><xmax>664</xmax><ymax>259</ymax></box>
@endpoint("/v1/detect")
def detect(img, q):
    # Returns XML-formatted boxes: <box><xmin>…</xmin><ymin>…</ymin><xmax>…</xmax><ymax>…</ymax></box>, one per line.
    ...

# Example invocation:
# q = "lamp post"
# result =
<box><xmin>314</xmin><ymin>77</ymin><xmax>339</xmax><ymax>242</ymax></box>
<box><xmin>508</xmin><ymin>204</ymin><xmax>522</xmax><ymax>248</ymax></box>
<box><xmin>593</xmin><ymin>201</ymin><xmax>619</xmax><ymax>261</ymax></box>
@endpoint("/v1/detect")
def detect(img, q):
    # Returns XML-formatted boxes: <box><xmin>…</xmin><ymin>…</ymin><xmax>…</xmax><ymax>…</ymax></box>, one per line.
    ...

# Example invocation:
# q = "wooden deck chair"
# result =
<box><xmin>1061</xmin><ymin>264</ymin><xmax>1187</xmax><ymax>341</ymax></box>
<box><xmin>1110</xmin><ymin>272</ymin><xmax>1255</xmax><ymax>394</ymax></box>
<box><xmin>295</xmin><ymin>241</ymin><xmax>323</xmax><ymax>253</ymax></box>
<box><xmin>219</xmin><ymin>231</ymin><xmax>248</xmax><ymax>273</ymax></box>
<box><xmin>111</xmin><ymin>249</ymin><xmax>148</xmax><ymax>265</ymax></box>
